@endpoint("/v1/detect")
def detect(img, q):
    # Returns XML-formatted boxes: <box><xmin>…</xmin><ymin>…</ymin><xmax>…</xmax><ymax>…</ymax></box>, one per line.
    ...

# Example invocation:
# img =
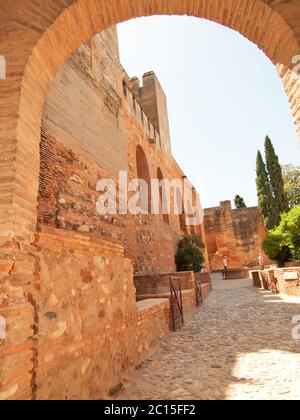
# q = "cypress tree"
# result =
<box><xmin>234</xmin><ymin>195</ymin><xmax>247</xmax><ymax>208</ymax></box>
<box><xmin>265</xmin><ymin>136</ymin><xmax>288</xmax><ymax>219</ymax></box>
<box><xmin>256</xmin><ymin>151</ymin><xmax>275</xmax><ymax>230</ymax></box>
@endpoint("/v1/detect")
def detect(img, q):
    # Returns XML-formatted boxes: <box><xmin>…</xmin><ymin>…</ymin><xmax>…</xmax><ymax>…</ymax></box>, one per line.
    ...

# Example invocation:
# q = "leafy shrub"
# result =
<box><xmin>175</xmin><ymin>235</ymin><xmax>205</xmax><ymax>273</ymax></box>
<box><xmin>263</xmin><ymin>206</ymin><xmax>300</xmax><ymax>266</ymax></box>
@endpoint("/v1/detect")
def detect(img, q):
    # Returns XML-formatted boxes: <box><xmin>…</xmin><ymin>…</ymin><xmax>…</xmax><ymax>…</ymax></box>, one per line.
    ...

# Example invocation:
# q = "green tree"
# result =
<box><xmin>263</xmin><ymin>206</ymin><xmax>300</xmax><ymax>266</ymax></box>
<box><xmin>234</xmin><ymin>195</ymin><xmax>246</xmax><ymax>209</ymax></box>
<box><xmin>282</xmin><ymin>164</ymin><xmax>300</xmax><ymax>209</ymax></box>
<box><xmin>265</xmin><ymin>136</ymin><xmax>288</xmax><ymax>221</ymax></box>
<box><xmin>256</xmin><ymin>151</ymin><xmax>274</xmax><ymax>230</ymax></box>
<box><xmin>175</xmin><ymin>235</ymin><xmax>205</xmax><ymax>273</ymax></box>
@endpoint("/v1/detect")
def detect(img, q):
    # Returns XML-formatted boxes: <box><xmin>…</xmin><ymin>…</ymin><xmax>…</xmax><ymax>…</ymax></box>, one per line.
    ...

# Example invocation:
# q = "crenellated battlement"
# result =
<box><xmin>122</xmin><ymin>78</ymin><xmax>162</xmax><ymax>149</ymax></box>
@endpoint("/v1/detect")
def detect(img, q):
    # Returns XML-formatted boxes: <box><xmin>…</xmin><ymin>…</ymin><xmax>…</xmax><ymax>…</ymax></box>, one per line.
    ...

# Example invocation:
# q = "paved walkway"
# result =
<box><xmin>117</xmin><ymin>276</ymin><xmax>300</xmax><ymax>400</ymax></box>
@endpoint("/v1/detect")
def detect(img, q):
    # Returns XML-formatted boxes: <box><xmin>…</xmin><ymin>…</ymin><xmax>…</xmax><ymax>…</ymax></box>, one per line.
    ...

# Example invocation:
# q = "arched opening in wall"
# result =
<box><xmin>136</xmin><ymin>145</ymin><xmax>152</xmax><ymax>213</ymax></box>
<box><xmin>7</xmin><ymin>1</ymin><xmax>299</xmax><ymax>244</ymax></box>
<box><xmin>3</xmin><ymin>0</ymin><xmax>300</xmax><ymax>402</ymax></box>
<box><xmin>157</xmin><ymin>167</ymin><xmax>170</xmax><ymax>225</ymax></box>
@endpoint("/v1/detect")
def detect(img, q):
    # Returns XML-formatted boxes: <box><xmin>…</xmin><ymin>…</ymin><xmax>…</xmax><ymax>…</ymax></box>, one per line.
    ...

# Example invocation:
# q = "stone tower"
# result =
<box><xmin>128</xmin><ymin>71</ymin><xmax>172</xmax><ymax>155</ymax></box>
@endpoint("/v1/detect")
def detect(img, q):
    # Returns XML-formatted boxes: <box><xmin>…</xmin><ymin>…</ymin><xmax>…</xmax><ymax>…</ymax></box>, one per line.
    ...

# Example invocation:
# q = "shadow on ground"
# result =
<box><xmin>116</xmin><ymin>276</ymin><xmax>300</xmax><ymax>400</ymax></box>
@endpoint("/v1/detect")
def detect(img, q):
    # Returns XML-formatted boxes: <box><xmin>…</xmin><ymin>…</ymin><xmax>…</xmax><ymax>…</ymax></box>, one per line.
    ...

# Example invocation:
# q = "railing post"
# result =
<box><xmin>170</xmin><ymin>277</ymin><xmax>184</xmax><ymax>331</ymax></box>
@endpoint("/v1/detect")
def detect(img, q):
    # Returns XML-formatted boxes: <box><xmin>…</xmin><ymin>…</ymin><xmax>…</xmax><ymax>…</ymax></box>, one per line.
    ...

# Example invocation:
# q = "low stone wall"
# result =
<box><xmin>181</xmin><ymin>290</ymin><xmax>197</xmax><ymax>320</ymax></box>
<box><xmin>274</xmin><ymin>267</ymin><xmax>300</xmax><ymax>296</ymax></box>
<box><xmin>251</xmin><ymin>267</ymin><xmax>300</xmax><ymax>296</ymax></box>
<box><xmin>0</xmin><ymin>227</ymin><xmax>174</xmax><ymax>400</ymax></box>
<box><xmin>134</xmin><ymin>271</ymin><xmax>195</xmax><ymax>295</ymax></box>
<box><xmin>195</xmin><ymin>272</ymin><xmax>211</xmax><ymax>285</ymax></box>
<box><xmin>134</xmin><ymin>271</ymin><xmax>212</xmax><ymax>330</ymax></box>
<box><xmin>136</xmin><ymin>290</ymin><xmax>196</xmax><ymax>325</ymax></box>
<box><xmin>285</xmin><ymin>262</ymin><xmax>300</xmax><ymax>268</ymax></box>
<box><xmin>135</xmin><ymin>299</ymin><xmax>170</xmax><ymax>366</ymax></box>
<box><xmin>201</xmin><ymin>282</ymin><xmax>212</xmax><ymax>300</ymax></box>
<box><xmin>225</xmin><ymin>268</ymin><xmax>250</xmax><ymax>279</ymax></box>
<box><xmin>0</xmin><ymin>227</ymin><xmax>212</xmax><ymax>400</ymax></box>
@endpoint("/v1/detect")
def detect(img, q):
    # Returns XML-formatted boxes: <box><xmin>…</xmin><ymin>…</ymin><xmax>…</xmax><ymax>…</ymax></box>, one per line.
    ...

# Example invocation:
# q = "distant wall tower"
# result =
<box><xmin>128</xmin><ymin>71</ymin><xmax>172</xmax><ymax>155</ymax></box>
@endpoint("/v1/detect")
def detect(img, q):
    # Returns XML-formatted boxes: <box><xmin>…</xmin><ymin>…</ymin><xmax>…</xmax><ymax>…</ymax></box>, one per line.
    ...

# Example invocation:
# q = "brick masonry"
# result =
<box><xmin>39</xmin><ymin>28</ymin><xmax>204</xmax><ymax>276</ymax></box>
<box><xmin>1</xmin><ymin>0</ymin><xmax>300</xmax><ymax>400</ymax></box>
<box><xmin>0</xmin><ymin>27</ymin><xmax>207</xmax><ymax>400</ymax></box>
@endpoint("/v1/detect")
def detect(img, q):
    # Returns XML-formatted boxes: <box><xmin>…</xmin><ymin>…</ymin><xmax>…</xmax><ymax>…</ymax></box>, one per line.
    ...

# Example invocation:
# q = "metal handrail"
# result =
<box><xmin>195</xmin><ymin>277</ymin><xmax>203</xmax><ymax>306</ymax></box>
<box><xmin>170</xmin><ymin>277</ymin><xmax>184</xmax><ymax>331</ymax></box>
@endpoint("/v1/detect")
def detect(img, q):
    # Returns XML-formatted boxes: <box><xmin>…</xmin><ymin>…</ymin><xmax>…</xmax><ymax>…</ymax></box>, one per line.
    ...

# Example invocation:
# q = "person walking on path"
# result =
<box><xmin>222</xmin><ymin>256</ymin><xmax>228</xmax><ymax>280</ymax></box>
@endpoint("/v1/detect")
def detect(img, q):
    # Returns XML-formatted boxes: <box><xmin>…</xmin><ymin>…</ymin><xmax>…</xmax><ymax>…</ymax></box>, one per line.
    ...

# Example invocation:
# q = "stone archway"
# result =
<box><xmin>0</xmin><ymin>0</ymin><xmax>299</xmax><ymax>246</ymax></box>
<box><xmin>0</xmin><ymin>0</ymin><xmax>300</xmax><ymax>400</ymax></box>
<box><xmin>0</xmin><ymin>0</ymin><xmax>300</xmax><ymax>246</ymax></box>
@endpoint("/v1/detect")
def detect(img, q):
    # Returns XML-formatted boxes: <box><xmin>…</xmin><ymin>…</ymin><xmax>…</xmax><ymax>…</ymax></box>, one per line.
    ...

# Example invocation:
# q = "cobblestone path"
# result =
<box><xmin>117</xmin><ymin>277</ymin><xmax>300</xmax><ymax>400</ymax></box>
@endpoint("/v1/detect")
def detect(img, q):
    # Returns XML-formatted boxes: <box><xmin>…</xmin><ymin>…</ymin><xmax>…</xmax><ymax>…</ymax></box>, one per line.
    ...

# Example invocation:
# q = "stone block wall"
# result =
<box><xmin>274</xmin><ymin>268</ymin><xmax>300</xmax><ymax>296</ymax></box>
<box><xmin>2</xmin><ymin>228</ymin><xmax>174</xmax><ymax>400</ymax></box>
<box><xmin>135</xmin><ymin>299</ymin><xmax>170</xmax><ymax>365</ymax></box>
<box><xmin>134</xmin><ymin>271</ymin><xmax>195</xmax><ymax>295</ymax></box>
<box><xmin>204</xmin><ymin>201</ymin><xmax>271</xmax><ymax>271</ymax></box>
<box><xmin>201</xmin><ymin>283</ymin><xmax>212</xmax><ymax>300</ymax></box>
<box><xmin>134</xmin><ymin>272</ymin><xmax>210</xmax><ymax>330</ymax></box>
<box><xmin>40</xmin><ymin>28</ymin><xmax>206</xmax><ymax>277</ymax></box>
<box><xmin>181</xmin><ymin>290</ymin><xmax>198</xmax><ymax>320</ymax></box>
<box><xmin>251</xmin><ymin>267</ymin><xmax>300</xmax><ymax>296</ymax></box>
<box><xmin>0</xmin><ymin>26</ymin><xmax>209</xmax><ymax>400</ymax></box>
<box><xmin>34</xmin><ymin>228</ymin><xmax>137</xmax><ymax>400</ymax></box>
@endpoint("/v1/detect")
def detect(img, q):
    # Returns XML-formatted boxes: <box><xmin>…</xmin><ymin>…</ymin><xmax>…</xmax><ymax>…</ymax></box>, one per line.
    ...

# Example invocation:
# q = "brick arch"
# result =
<box><xmin>1</xmin><ymin>0</ymin><xmax>300</xmax><ymax>241</ymax></box>
<box><xmin>0</xmin><ymin>0</ymin><xmax>300</xmax><ymax>401</ymax></box>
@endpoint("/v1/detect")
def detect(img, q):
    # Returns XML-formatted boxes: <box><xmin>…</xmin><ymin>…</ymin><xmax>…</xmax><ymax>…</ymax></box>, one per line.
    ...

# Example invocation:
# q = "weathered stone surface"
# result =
<box><xmin>277</xmin><ymin>268</ymin><xmax>300</xmax><ymax>296</ymax></box>
<box><xmin>38</xmin><ymin>31</ymin><xmax>200</xmax><ymax>276</ymax></box>
<box><xmin>117</xmin><ymin>276</ymin><xmax>300</xmax><ymax>401</ymax></box>
<box><xmin>1</xmin><ymin>0</ymin><xmax>299</xmax><ymax>400</ymax></box>
<box><xmin>204</xmin><ymin>201</ymin><xmax>271</xmax><ymax>270</ymax></box>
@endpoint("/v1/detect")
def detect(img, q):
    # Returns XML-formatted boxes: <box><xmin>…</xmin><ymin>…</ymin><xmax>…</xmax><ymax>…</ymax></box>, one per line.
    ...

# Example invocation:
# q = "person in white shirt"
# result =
<box><xmin>258</xmin><ymin>253</ymin><xmax>264</xmax><ymax>270</ymax></box>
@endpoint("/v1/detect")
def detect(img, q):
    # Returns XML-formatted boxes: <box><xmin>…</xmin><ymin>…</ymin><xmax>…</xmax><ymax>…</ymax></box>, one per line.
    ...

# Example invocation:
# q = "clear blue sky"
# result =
<box><xmin>117</xmin><ymin>16</ymin><xmax>300</xmax><ymax>208</ymax></box>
